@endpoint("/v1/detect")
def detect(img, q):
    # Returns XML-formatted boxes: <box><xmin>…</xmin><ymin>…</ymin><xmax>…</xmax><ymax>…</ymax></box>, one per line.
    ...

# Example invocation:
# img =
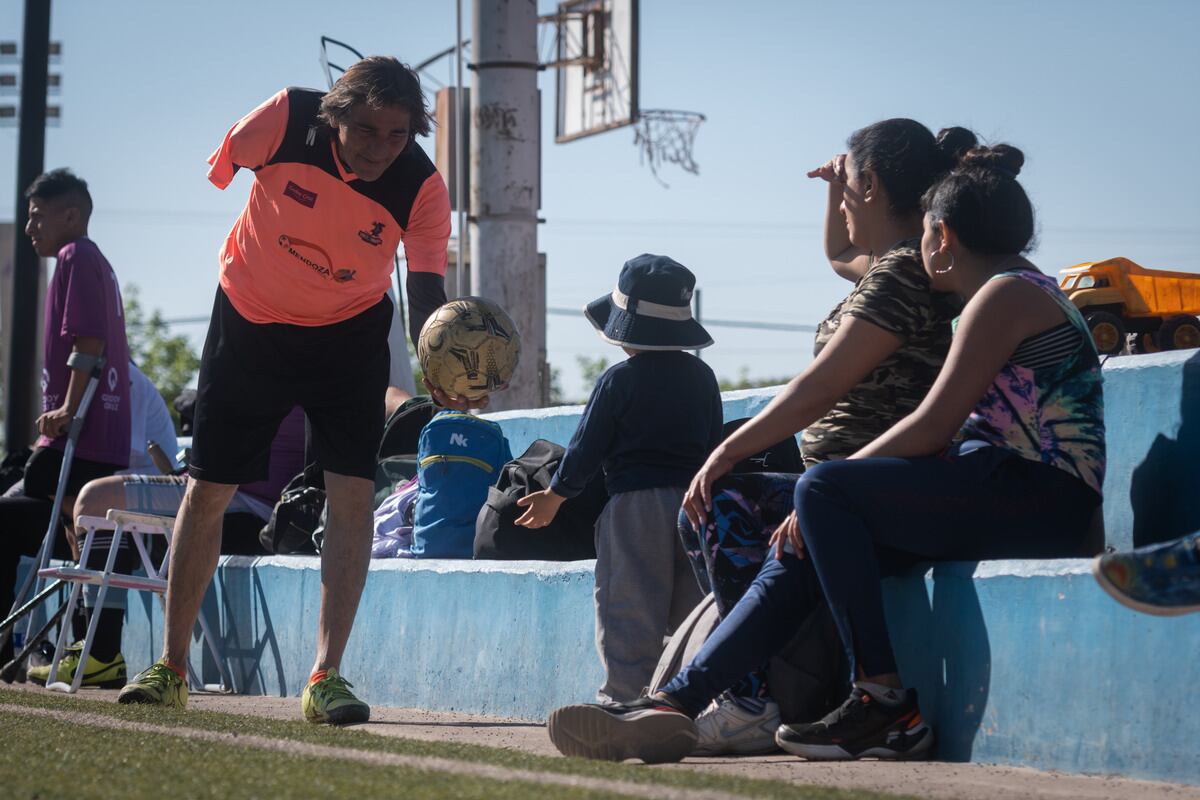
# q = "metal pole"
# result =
<box><xmin>470</xmin><ymin>0</ymin><xmax>541</xmax><ymax>410</ymax></box>
<box><xmin>454</xmin><ymin>0</ymin><xmax>466</xmax><ymax>298</ymax></box>
<box><xmin>4</xmin><ymin>0</ymin><xmax>51</xmax><ymax>452</ymax></box>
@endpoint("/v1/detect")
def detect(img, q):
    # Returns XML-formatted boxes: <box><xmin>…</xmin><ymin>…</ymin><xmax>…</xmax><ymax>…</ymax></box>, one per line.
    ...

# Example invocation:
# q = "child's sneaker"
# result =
<box><xmin>1093</xmin><ymin>533</ymin><xmax>1200</xmax><ymax>616</ymax></box>
<box><xmin>302</xmin><ymin>668</ymin><xmax>370</xmax><ymax>725</ymax></box>
<box><xmin>693</xmin><ymin>694</ymin><xmax>781</xmax><ymax>755</ymax></box>
<box><xmin>118</xmin><ymin>661</ymin><xmax>187</xmax><ymax>709</ymax></box>
<box><xmin>547</xmin><ymin>696</ymin><xmax>697</xmax><ymax>763</ymax></box>
<box><xmin>775</xmin><ymin>685</ymin><xmax>932</xmax><ymax>761</ymax></box>
<box><xmin>27</xmin><ymin>643</ymin><xmax>126</xmax><ymax>688</ymax></box>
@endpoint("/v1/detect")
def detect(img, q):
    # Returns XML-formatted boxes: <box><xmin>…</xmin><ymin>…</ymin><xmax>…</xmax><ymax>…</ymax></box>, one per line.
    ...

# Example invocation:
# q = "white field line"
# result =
<box><xmin>0</xmin><ymin>704</ymin><xmax>751</xmax><ymax>800</ymax></box>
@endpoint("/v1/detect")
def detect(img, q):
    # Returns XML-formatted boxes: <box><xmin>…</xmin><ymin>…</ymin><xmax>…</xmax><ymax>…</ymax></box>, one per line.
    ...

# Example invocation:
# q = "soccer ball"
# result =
<box><xmin>418</xmin><ymin>297</ymin><xmax>521</xmax><ymax>400</ymax></box>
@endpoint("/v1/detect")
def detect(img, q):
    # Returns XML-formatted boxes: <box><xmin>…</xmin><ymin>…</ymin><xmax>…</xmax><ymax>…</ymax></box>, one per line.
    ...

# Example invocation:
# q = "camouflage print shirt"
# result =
<box><xmin>801</xmin><ymin>240</ymin><xmax>962</xmax><ymax>466</ymax></box>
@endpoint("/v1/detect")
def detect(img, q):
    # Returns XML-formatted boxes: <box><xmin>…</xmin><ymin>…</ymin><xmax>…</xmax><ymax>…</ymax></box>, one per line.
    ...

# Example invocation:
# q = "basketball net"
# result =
<box><xmin>633</xmin><ymin>109</ymin><xmax>706</xmax><ymax>188</ymax></box>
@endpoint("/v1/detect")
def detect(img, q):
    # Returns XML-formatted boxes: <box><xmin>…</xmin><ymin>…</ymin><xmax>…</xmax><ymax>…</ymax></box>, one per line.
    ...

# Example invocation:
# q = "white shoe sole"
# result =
<box><xmin>547</xmin><ymin>704</ymin><xmax>697</xmax><ymax>763</ymax></box>
<box><xmin>692</xmin><ymin>735</ymin><xmax>780</xmax><ymax>756</ymax></box>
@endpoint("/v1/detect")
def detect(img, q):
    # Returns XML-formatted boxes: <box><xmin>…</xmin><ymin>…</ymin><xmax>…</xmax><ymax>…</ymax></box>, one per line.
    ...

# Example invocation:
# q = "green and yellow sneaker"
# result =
<box><xmin>117</xmin><ymin>661</ymin><xmax>187</xmax><ymax>709</ymax></box>
<box><xmin>302</xmin><ymin>667</ymin><xmax>370</xmax><ymax>725</ymax></box>
<box><xmin>27</xmin><ymin>643</ymin><xmax>127</xmax><ymax>688</ymax></box>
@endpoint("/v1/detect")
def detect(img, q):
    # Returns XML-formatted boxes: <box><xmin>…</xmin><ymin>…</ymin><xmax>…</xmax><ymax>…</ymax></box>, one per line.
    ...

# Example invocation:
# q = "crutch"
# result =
<box><xmin>0</xmin><ymin>579</ymin><xmax>63</xmax><ymax>636</ymax></box>
<box><xmin>0</xmin><ymin>591</ymin><xmax>69</xmax><ymax>682</ymax></box>
<box><xmin>0</xmin><ymin>352</ymin><xmax>105</xmax><ymax>655</ymax></box>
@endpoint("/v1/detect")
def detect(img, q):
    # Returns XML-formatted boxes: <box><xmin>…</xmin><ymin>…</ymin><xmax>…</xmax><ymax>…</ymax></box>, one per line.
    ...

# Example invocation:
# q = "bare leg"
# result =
<box><xmin>161</xmin><ymin>478</ymin><xmax>237</xmax><ymax>667</ymax></box>
<box><xmin>310</xmin><ymin>471</ymin><xmax>373</xmax><ymax>674</ymax></box>
<box><xmin>71</xmin><ymin>476</ymin><xmax>131</xmax><ymax>558</ymax></box>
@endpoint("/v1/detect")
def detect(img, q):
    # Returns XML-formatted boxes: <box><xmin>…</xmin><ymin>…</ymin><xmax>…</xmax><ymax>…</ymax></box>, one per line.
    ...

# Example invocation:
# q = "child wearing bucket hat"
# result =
<box><xmin>516</xmin><ymin>253</ymin><xmax>724</xmax><ymax>703</ymax></box>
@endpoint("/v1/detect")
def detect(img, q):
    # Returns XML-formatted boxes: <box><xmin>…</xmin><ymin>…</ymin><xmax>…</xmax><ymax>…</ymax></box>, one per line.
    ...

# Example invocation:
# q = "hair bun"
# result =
<box><xmin>960</xmin><ymin>144</ymin><xmax>1025</xmax><ymax>177</ymax></box>
<box><xmin>934</xmin><ymin>127</ymin><xmax>979</xmax><ymax>165</ymax></box>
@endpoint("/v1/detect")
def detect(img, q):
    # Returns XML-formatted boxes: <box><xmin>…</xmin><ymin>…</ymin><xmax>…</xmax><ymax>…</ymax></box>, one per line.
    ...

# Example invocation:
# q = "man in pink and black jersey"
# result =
<box><xmin>120</xmin><ymin>57</ymin><xmax>458</xmax><ymax>723</ymax></box>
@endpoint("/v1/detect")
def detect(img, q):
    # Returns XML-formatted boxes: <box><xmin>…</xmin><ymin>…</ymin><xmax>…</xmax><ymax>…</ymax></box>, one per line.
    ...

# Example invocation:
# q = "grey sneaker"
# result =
<box><xmin>693</xmin><ymin>695</ymin><xmax>781</xmax><ymax>756</ymax></box>
<box><xmin>547</xmin><ymin>697</ymin><xmax>697</xmax><ymax>763</ymax></box>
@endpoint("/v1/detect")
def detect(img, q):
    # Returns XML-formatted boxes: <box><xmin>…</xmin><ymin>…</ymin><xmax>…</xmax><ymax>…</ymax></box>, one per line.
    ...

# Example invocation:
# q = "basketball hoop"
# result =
<box><xmin>633</xmin><ymin>109</ymin><xmax>705</xmax><ymax>188</ymax></box>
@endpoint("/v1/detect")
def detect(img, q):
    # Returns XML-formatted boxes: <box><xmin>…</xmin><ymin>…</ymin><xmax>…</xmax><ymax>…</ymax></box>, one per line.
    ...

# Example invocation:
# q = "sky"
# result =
<box><xmin>1</xmin><ymin>0</ymin><xmax>1198</xmax><ymax>402</ymax></box>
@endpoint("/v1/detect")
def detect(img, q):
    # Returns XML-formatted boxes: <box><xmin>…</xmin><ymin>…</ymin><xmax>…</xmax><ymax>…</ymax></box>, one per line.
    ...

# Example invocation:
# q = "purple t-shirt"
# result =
<box><xmin>240</xmin><ymin>406</ymin><xmax>306</xmax><ymax>506</ymax></box>
<box><xmin>37</xmin><ymin>237</ymin><xmax>131</xmax><ymax>468</ymax></box>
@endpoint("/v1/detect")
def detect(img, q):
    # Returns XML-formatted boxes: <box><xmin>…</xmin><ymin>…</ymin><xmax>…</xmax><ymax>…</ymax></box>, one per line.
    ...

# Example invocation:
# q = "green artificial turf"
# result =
<box><xmin>0</xmin><ymin>687</ymin><xmax>913</xmax><ymax>800</ymax></box>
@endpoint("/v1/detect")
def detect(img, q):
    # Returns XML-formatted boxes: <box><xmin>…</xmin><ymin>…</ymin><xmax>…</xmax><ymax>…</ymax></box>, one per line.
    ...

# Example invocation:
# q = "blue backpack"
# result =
<box><xmin>412</xmin><ymin>411</ymin><xmax>512</xmax><ymax>558</ymax></box>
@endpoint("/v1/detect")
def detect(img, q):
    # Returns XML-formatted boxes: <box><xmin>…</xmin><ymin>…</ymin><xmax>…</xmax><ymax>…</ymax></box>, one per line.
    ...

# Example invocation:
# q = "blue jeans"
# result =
<box><xmin>662</xmin><ymin>445</ymin><xmax>1099</xmax><ymax>715</ymax></box>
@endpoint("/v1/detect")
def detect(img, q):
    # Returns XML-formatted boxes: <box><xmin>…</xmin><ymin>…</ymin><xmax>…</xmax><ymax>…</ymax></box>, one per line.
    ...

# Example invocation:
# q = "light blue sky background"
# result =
<box><xmin>2</xmin><ymin>0</ymin><xmax>1198</xmax><ymax>400</ymax></box>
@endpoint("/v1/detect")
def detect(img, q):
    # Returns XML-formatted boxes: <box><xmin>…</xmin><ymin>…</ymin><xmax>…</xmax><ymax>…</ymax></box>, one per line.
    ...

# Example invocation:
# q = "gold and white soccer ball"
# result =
<box><xmin>418</xmin><ymin>297</ymin><xmax>521</xmax><ymax>400</ymax></box>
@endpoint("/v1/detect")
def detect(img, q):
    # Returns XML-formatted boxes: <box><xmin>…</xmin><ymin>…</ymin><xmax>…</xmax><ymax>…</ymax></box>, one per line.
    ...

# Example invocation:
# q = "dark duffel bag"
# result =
<box><xmin>258</xmin><ymin>472</ymin><xmax>324</xmax><ymax>555</ymax></box>
<box><xmin>474</xmin><ymin>439</ymin><xmax>607</xmax><ymax>561</ymax></box>
<box><xmin>378</xmin><ymin>396</ymin><xmax>437</xmax><ymax>460</ymax></box>
<box><xmin>723</xmin><ymin>417</ymin><xmax>805</xmax><ymax>474</ymax></box>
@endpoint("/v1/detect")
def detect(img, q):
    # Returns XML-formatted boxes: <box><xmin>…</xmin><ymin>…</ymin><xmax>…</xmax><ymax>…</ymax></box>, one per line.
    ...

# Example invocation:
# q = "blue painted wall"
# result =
<box><xmin>1100</xmin><ymin>350</ymin><xmax>1200</xmax><ymax>549</ymax></box>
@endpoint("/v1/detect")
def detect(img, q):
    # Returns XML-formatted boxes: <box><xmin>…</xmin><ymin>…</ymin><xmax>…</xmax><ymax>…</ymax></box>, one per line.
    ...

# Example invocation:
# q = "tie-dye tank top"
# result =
<box><xmin>956</xmin><ymin>268</ymin><xmax>1106</xmax><ymax>494</ymax></box>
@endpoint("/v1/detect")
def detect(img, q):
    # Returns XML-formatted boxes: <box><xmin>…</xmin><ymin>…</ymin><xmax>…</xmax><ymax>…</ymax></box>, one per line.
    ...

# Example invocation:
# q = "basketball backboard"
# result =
<box><xmin>552</xmin><ymin>0</ymin><xmax>638</xmax><ymax>144</ymax></box>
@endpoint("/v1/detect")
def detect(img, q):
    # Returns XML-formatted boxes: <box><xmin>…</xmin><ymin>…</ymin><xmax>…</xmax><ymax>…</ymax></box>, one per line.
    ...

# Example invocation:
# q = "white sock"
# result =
<box><xmin>856</xmin><ymin>681</ymin><xmax>906</xmax><ymax>706</ymax></box>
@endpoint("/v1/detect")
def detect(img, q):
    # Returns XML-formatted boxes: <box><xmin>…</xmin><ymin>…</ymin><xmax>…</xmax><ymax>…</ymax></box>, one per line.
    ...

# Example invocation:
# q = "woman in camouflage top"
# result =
<box><xmin>669</xmin><ymin>120</ymin><xmax>976</xmax><ymax>755</ymax></box>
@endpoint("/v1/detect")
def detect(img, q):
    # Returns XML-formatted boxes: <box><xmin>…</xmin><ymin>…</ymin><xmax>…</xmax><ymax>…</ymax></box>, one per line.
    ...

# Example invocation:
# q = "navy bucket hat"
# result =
<box><xmin>584</xmin><ymin>254</ymin><xmax>713</xmax><ymax>351</ymax></box>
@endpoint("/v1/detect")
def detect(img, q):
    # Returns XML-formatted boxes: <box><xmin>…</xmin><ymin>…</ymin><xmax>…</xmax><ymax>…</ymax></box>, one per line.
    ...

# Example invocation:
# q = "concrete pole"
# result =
<box><xmin>470</xmin><ymin>0</ymin><xmax>543</xmax><ymax>411</ymax></box>
<box><xmin>4</xmin><ymin>0</ymin><xmax>51</xmax><ymax>451</ymax></box>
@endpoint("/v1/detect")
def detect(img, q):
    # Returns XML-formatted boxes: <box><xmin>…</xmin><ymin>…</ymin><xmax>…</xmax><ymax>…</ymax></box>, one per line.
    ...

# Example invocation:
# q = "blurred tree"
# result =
<box><xmin>718</xmin><ymin>367</ymin><xmax>790</xmax><ymax>392</ymax></box>
<box><xmin>124</xmin><ymin>284</ymin><xmax>200</xmax><ymax>431</ymax></box>
<box><xmin>577</xmin><ymin>355</ymin><xmax>610</xmax><ymax>397</ymax></box>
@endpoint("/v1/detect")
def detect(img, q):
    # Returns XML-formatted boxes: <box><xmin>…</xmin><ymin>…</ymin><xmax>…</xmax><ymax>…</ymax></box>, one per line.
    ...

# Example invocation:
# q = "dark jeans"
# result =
<box><xmin>677</xmin><ymin>472</ymin><xmax>800</xmax><ymax>702</ymax></box>
<box><xmin>663</xmin><ymin>445</ymin><xmax>1099</xmax><ymax>715</ymax></box>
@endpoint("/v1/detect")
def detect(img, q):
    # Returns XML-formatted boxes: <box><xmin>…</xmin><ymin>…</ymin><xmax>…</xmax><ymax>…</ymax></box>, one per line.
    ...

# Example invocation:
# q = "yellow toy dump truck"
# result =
<box><xmin>1059</xmin><ymin>258</ymin><xmax>1200</xmax><ymax>355</ymax></box>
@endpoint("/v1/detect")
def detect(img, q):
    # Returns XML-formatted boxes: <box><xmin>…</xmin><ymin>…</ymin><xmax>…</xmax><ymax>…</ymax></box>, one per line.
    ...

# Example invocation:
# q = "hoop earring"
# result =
<box><xmin>932</xmin><ymin>251</ymin><xmax>955</xmax><ymax>275</ymax></box>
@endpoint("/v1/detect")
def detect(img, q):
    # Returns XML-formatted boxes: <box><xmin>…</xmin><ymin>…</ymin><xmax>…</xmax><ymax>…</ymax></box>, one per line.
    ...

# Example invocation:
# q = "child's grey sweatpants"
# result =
<box><xmin>594</xmin><ymin>486</ymin><xmax>704</xmax><ymax>704</ymax></box>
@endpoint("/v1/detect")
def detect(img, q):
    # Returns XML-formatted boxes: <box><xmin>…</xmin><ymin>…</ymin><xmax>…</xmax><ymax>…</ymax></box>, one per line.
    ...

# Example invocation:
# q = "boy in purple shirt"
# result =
<box><xmin>29</xmin><ymin>168</ymin><xmax>131</xmax><ymax>478</ymax></box>
<box><xmin>0</xmin><ymin>169</ymin><xmax>130</xmax><ymax>666</ymax></box>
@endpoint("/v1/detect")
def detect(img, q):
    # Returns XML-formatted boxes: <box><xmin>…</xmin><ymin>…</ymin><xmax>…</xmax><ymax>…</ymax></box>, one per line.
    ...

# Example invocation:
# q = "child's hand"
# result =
<box><xmin>515</xmin><ymin>488</ymin><xmax>567</xmax><ymax>529</ymax></box>
<box><xmin>423</xmin><ymin>377</ymin><xmax>509</xmax><ymax>412</ymax></box>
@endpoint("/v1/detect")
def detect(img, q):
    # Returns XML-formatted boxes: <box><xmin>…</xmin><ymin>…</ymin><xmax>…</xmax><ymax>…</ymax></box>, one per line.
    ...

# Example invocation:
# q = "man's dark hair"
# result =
<box><xmin>318</xmin><ymin>56</ymin><xmax>432</xmax><ymax>137</ymax></box>
<box><xmin>24</xmin><ymin>168</ymin><xmax>93</xmax><ymax>217</ymax></box>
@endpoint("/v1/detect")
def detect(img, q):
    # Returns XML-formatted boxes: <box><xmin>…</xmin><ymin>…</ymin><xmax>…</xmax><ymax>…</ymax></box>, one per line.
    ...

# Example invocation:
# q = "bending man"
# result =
<box><xmin>119</xmin><ymin>57</ymin><xmax>451</xmax><ymax>724</ymax></box>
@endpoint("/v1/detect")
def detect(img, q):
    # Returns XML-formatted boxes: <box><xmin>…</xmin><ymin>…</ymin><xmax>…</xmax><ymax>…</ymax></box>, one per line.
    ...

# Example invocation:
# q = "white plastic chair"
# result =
<box><xmin>36</xmin><ymin>509</ymin><xmax>234</xmax><ymax>694</ymax></box>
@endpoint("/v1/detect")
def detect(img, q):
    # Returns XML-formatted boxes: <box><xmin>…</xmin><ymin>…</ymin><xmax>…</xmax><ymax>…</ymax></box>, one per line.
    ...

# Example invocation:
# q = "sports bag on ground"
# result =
<box><xmin>473</xmin><ymin>439</ymin><xmax>608</xmax><ymax>560</ymax></box>
<box><xmin>412</xmin><ymin>411</ymin><xmax>512</xmax><ymax>558</ymax></box>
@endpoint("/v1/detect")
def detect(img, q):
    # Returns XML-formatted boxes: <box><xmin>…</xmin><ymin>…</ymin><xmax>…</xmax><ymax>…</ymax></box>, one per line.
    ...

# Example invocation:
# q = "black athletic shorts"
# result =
<box><xmin>189</xmin><ymin>287</ymin><xmax>391</xmax><ymax>484</ymax></box>
<box><xmin>22</xmin><ymin>446</ymin><xmax>123</xmax><ymax>500</ymax></box>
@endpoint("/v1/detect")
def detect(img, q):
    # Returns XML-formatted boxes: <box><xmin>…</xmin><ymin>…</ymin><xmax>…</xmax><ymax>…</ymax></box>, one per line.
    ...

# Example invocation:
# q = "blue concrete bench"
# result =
<box><xmin>114</xmin><ymin>349</ymin><xmax>1200</xmax><ymax>784</ymax></box>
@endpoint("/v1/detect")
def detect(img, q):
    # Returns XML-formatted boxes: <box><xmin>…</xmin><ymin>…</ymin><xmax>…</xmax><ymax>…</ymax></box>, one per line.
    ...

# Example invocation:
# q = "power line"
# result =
<box><xmin>143</xmin><ymin>309</ymin><xmax>819</xmax><ymax>335</ymax></box>
<box><xmin>548</xmin><ymin>307</ymin><xmax>818</xmax><ymax>333</ymax></box>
